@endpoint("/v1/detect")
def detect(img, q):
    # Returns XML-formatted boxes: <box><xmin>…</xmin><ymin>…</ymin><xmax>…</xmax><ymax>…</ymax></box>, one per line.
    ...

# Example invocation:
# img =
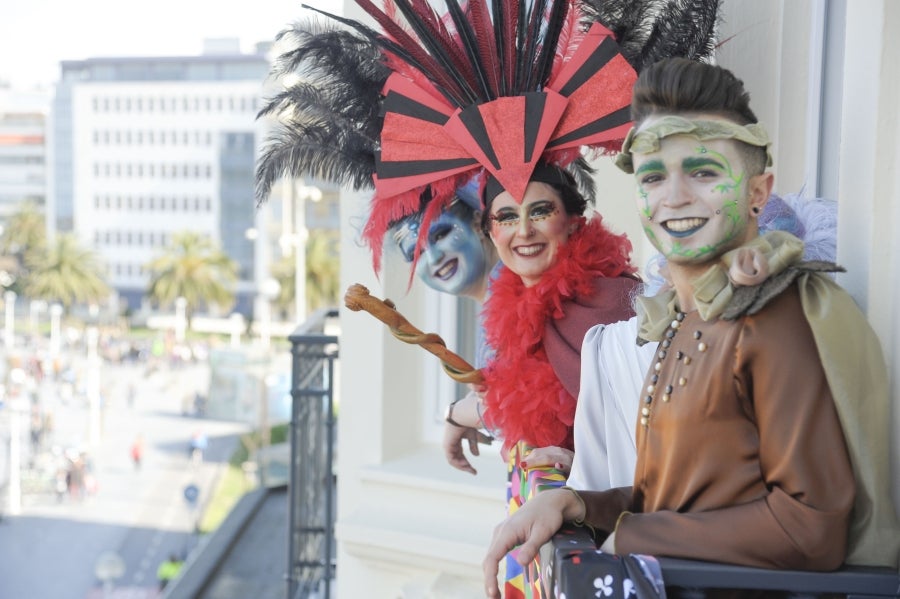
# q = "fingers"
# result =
<box><xmin>443</xmin><ymin>422</ymin><xmax>489</xmax><ymax>475</ymax></box>
<box><xmin>483</xmin><ymin>524</ymin><xmax>515</xmax><ymax>598</ymax></box>
<box><xmin>450</xmin><ymin>456</ymin><xmax>477</xmax><ymax>475</ymax></box>
<box><xmin>483</xmin><ymin>557</ymin><xmax>501</xmax><ymax>598</ymax></box>
<box><xmin>466</xmin><ymin>432</ymin><xmax>481</xmax><ymax>457</ymax></box>
<box><xmin>477</xmin><ymin>431</ymin><xmax>493</xmax><ymax>445</ymax></box>
<box><xmin>482</xmin><ymin>491</ymin><xmax>570</xmax><ymax>596</ymax></box>
<box><xmin>520</xmin><ymin>446</ymin><xmax>574</xmax><ymax>472</ymax></box>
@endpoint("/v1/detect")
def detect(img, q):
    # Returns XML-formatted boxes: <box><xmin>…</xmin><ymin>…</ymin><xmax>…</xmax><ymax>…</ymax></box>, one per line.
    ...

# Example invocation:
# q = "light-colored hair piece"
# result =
<box><xmin>615</xmin><ymin>115</ymin><xmax>773</xmax><ymax>173</ymax></box>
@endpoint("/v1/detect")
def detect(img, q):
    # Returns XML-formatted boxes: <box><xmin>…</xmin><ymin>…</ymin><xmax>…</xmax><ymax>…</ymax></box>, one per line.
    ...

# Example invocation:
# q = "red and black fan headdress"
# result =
<box><xmin>256</xmin><ymin>0</ymin><xmax>721</xmax><ymax>274</ymax></box>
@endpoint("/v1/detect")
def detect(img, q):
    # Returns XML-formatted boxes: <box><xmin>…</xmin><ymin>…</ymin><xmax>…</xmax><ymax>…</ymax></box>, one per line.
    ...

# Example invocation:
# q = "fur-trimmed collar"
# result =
<box><xmin>481</xmin><ymin>215</ymin><xmax>635</xmax><ymax>451</ymax></box>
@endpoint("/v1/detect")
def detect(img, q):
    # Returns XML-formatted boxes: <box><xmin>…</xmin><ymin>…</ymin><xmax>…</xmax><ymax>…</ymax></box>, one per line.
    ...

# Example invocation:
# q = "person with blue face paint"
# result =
<box><xmin>389</xmin><ymin>178</ymin><xmax>502</xmax><ymax>377</ymax></box>
<box><xmin>392</xmin><ymin>186</ymin><xmax>499</xmax><ymax>303</ymax></box>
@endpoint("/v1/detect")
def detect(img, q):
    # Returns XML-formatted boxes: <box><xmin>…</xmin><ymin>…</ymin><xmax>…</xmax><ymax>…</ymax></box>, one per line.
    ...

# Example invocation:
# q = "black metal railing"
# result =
<box><xmin>542</xmin><ymin>525</ymin><xmax>900</xmax><ymax>598</ymax></box>
<box><xmin>286</xmin><ymin>308</ymin><xmax>339</xmax><ymax>599</ymax></box>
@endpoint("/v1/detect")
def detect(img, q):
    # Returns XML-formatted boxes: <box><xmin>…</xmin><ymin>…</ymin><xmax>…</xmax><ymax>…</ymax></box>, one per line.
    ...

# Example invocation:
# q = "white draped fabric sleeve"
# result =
<box><xmin>566</xmin><ymin>317</ymin><xmax>657</xmax><ymax>491</ymax></box>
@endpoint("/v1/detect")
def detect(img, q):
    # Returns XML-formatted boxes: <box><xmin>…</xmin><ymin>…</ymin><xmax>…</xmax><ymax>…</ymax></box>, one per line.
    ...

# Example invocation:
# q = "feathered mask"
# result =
<box><xmin>256</xmin><ymin>0</ymin><xmax>721</xmax><ymax>274</ymax></box>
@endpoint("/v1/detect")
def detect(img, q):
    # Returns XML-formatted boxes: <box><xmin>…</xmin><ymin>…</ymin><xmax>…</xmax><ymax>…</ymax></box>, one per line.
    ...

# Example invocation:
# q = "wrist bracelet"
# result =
<box><xmin>614</xmin><ymin>510</ymin><xmax>632</xmax><ymax>532</ymax></box>
<box><xmin>444</xmin><ymin>398</ymin><xmax>464</xmax><ymax>427</ymax></box>
<box><xmin>561</xmin><ymin>486</ymin><xmax>596</xmax><ymax>539</ymax></box>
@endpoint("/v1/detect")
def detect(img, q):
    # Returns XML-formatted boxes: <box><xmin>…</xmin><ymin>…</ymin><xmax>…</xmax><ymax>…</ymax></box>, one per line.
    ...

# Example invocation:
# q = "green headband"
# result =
<box><xmin>614</xmin><ymin>115</ymin><xmax>773</xmax><ymax>173</ymax></box>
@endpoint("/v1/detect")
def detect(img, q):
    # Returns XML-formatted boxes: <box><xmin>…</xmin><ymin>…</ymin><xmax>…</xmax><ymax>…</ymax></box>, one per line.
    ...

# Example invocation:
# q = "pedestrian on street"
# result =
<box><xmin>156</xmin><ymin>554</ymin><xmax>183</xmax><ymax>591</ymax></box>
<box><xmin>130</xmin><ymin>434</ymin><xmax>144</xmax><ymax>470</ymax></box>
<box><xmin>188</xmin><ymin>431</ymin><xmax>207</xmax><ymax>465</ymax></box>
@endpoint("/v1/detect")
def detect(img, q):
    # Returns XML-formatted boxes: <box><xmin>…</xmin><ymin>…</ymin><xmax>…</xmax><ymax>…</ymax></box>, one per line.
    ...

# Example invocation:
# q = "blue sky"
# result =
<box><xmin>0</xmin><ymin>0</ymin><xmax>343</xmax><ymax>90</ymax></box>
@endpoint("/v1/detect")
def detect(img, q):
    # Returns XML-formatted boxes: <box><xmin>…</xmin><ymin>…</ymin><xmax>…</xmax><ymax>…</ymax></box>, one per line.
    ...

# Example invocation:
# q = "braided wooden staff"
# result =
<box><xmin>344</xmin><ymin>283</ymin><xmax>484</xmax><ymax>385</ymax></box>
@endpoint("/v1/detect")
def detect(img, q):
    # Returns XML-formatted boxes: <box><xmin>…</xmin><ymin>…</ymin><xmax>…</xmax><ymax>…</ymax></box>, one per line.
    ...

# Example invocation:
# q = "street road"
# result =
<box><xmin>0</xmin><ymin>357</ymin><xmax>251</xmax><ymax>599</ymax></box>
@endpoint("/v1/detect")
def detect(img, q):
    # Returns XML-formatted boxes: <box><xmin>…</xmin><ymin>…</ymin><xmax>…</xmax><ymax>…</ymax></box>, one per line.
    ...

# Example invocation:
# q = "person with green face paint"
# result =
<box><xmin>482</xmin><ymin>58</ymin><xmax>900</xmax><ymax>598</ymax></box>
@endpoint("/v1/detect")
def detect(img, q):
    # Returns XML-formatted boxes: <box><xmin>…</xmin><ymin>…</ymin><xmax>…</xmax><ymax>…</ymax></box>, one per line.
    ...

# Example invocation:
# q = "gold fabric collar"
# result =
<box><xmin>636</xmin><ymin>231</ymin><xmax>804</xmax><ymax>342</ymax></box>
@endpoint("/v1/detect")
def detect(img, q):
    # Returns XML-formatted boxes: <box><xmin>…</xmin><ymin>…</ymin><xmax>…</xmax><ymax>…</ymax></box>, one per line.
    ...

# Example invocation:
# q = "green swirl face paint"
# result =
<box><xmin>633</xmin><ymin>134</ymin><xmax>754</xmax><ymax>265</ymax></box>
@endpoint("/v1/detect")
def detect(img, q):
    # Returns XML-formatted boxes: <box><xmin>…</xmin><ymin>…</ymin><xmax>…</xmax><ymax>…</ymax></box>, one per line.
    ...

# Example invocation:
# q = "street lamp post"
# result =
<box><xmin>4</xmin><ymin>290</ymin><xmax>15</xmax><ymax>350</ymax></box>
<box><xmin>29</xmin><ymin>300</ymin><xmax>46</xmax><ymax>340</ymax></box>
<box><xmin>259</xmin><ymin>278</ymin><xmax>281</xmax><ymax>351</ymax></box>
<box><xmin>290</xmin><ymin>182</ymin><xmax>322</xmax><ymax>325</ymax></box>
<box><xmin>174</xmin><ymin>297</ymin><xmax>187</xmax><ymax>343</ymax></box>
<box><xmin>7</xmin><ymin>394</ymin><xmax>26</xmax><ymax>515</ymax></box>
<box><xmin>86</xmin><ymin>326</ymin><xmax>102</xmax><ymax>447</ymax></box>
<box><xmin>49</xmin><ymin>303</ymin><xmax>63</xmax><ymax>358</ymax></box>
<box><xmin>229</xmin><ymin>312</ymin><xmax>243</xmax><ymax>348</ymax></box>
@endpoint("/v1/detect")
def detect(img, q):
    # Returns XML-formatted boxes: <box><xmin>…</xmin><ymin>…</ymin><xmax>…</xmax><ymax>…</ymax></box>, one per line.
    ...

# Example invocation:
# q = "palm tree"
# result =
<box><xmin>145</xmin><ymin>231</ymin><xmax>237</xmax><ymax>328</ymax></box>
<box><xmin>24</xmin><ymin>233</ymin><xmax>109</xmax><ymax>310</ymax></box>
<box><xmin>270</xmin><ymin>253</ymin><xmax>297</xmax><ymax>319</ymax></box>
<box><xmin>306</xmin><ymin>229</ymin><xmax>340</xmax><ymax>311</ymax></box>
<box><xmin>0</xmin><ymin>200</ymin><xmax>47</xmax><ymax>293</ymax></box>
<box><xmin>271</xmin><ymin>229</ymin><xmax>340</xmax><ymax>319</ymax></box>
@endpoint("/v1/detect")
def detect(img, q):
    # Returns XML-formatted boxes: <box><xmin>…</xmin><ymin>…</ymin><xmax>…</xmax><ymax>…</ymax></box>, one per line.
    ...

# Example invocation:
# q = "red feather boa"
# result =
<box><xmin>481</xmin><ymin>214</ymin><xmax>635</xmax><ymax>452</ymax></box>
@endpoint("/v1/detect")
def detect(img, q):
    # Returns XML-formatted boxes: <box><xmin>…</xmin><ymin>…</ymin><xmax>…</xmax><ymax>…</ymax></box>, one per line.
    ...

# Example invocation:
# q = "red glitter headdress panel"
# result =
<box><xmin>374</xmin><ymin>20</ymin><xmax>635</xmax><ymax>205</ymax></box>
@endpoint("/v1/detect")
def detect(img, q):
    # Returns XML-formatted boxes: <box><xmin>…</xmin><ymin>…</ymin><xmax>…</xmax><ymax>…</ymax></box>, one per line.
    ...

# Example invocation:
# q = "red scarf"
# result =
<box><xmin>482</xmin><ymin>215</ymin><xmax>635</xmax><ymax>452</ymax></box>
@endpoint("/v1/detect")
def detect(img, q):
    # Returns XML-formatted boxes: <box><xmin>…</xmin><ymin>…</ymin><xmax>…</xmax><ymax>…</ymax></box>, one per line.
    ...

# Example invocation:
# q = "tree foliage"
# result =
<box><xmin>145</xmin><ymin>231</ymin><xmax>237</xmax><ymax>324</ymax></box>
<box><xmin>0</xmin><ymin>200</ymin><xmax>47</xmax><ymax>293</ymax></box>
<box><xmin>271</xmin><ymin>228</ymin><xmax>340</xmax><ymax>319</ymax></box>
<box><xmin>24</xmin><ymin>233</ymin><xmax>110</xmax><ymax>309</ymax></box>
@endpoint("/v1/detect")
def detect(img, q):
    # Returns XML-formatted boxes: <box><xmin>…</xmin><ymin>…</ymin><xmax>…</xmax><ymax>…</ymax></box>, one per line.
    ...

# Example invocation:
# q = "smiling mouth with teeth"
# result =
<box><xmin>434</xmin><ymin>259</ymin><xmax>458</xmax><ymax>280</ymax></box>
<box><xmin>514</xmin><ymin>244</ymin><xmax>545</xmax><ymax>257</ymax></box>
<box><xmin>663</xmin><ymin>218</ymin><xmax>708</xmax><ymax>237</ymax></box>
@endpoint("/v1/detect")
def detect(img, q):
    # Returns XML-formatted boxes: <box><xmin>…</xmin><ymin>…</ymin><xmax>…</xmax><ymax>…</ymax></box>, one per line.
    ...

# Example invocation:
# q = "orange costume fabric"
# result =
<box><xmin>582</xmin><ymin>283</ymin><xmax>856</xmax><ymax>569</ymax></box>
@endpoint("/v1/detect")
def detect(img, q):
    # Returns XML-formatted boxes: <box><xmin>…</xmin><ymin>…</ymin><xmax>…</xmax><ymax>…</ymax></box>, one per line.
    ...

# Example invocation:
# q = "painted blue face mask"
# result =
<box><xmin>394</xmin><ymin>202</ymin><xmax>488</xmax><ymax>297</ymax></box>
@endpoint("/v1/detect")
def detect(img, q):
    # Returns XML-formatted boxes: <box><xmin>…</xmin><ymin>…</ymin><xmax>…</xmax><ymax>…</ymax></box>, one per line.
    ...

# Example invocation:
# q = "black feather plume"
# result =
<box><xmin>578</xmin><ymin>0</ymin><xmax>722</xmax><ymax>72</ymax></box>
<box><xmin>255</xmin><ymin>19</ymin><xmax>389</xmax><ymax>204</ymax></box>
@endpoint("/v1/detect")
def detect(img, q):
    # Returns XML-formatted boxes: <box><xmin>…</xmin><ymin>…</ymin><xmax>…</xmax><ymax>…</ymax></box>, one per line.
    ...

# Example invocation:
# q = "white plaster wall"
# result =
<box><xmin>834</xmin><ymin>0</ymin><xmax>900</xmax><ymax>513</ymax></box>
